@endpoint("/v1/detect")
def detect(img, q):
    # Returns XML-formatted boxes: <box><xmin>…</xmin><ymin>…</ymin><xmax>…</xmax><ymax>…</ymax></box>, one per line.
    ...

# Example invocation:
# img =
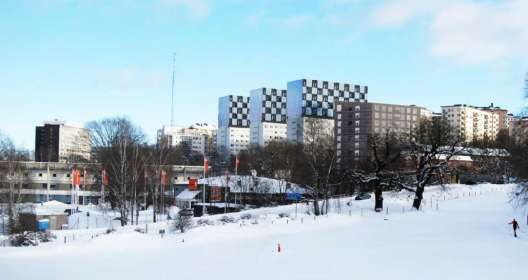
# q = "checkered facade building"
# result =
<box><xmin>218</xmin><ymin>95</ymin><xmax>251</xmax><ymax>155</ymax></box>
<box><xmin>300</xmin><ymin>79</ymin><xmax>368</xmax><ymax>119</ymax></box>
<box><xmin>224</xmin><ymin>95</ymin><xmax>250</xmax><ymax>128</ymax></box>
<box><xmin>287</xmin><ymin>79</ymin><xmax>368</xmax><ymax>143</ymax></box>
<box><xmin>253</xmin><ymin>88</ymin><xmax>287</xmax><ymax>123</ymax></box>
<box><xmin>250</xmin><ymin>88</ymin><xmax>288</xmax><ymax>146</ymax></box>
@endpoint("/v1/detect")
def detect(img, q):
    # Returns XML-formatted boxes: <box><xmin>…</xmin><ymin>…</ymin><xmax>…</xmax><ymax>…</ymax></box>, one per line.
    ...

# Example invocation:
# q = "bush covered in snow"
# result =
<box><xmin>240</xmin><ymin>213</ymin><xmax>252</xmax><ymax>220</ymax></box>
<box><xmin>173</xmin><ymin>209</ymin><xmax>193</xmax><ymax>233</ymax></box>
<box><xmin>9</xmin><ymin>231</ymin><xmax>56</xmax><ymax>247</ymax></box>
<box><xmin>219</xmin><ymin>216</ymin><xmax>238</xmax><ymax>224</ymax></box>
<box><xmin>197</xmin><ymin>219</ymin><xmax>214</xmax><ymax>226</ymax></box>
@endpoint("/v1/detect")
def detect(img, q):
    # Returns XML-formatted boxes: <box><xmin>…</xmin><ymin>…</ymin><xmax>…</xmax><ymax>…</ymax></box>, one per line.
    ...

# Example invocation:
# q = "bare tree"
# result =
<box><xmin>0</xmin><ymin>132</ymin><xmax>29</xmax><ymax>234</ymax></box>
<box><xmin>365</xmin><ymin>131</ymin><xmax>404</xmax><ymax>211</ymax></box>
<box><xmin>302</xmin><ymin>118</ymin><xmax>338</xmax><ymax>216</ymax></box>
<box><xmin>406</xmin><ymin>118</ymin><xmax>462</xmax><ymax>210</ymax></box>
<box><xmin>87</xmin><ymin>117</ymin><xmax>146</xmax><ymax>226</ymax></box>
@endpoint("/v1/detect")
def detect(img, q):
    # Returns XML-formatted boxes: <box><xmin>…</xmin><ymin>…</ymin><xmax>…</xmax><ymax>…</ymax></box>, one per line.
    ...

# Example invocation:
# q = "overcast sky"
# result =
<box><xmin>1</xmin><ymin>0</ymin><xmax>527</xmax><ymax>149</ymax></box>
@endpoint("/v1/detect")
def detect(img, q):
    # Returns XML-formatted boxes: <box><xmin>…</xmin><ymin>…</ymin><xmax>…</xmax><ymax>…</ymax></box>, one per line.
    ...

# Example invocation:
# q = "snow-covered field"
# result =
<box><xmin>1</xmin><ymin>184</ymin><xmax>527</xmax><ymax>280</ymax></box>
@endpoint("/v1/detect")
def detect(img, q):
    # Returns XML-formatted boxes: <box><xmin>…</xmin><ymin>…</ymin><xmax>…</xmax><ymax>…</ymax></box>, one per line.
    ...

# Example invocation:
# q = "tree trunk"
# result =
<box><xmin>153</xmin><ymin>185</ymin><xmax>157</xmax><ymax>223</ymax></box>
<box><xmin>374</xmin><ymin>187</ymin><xmax>383</xmax><ymax>212</ymax></box>
<box><xmin>412</xmin><ymin>185</ymin><xmax>424</xmax><ymax>210</ymax></box>
<box><xmin>313</xmin><ymin>192</ymin><xmax>320</xmax><ymax>216</ymax></box>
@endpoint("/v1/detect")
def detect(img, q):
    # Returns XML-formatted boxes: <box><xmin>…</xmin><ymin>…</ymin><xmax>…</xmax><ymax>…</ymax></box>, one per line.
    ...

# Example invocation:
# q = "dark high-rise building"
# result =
<box><xmin>35</xmin><ymin>124</ymin><xmax>60</xmax><ymax>162</ymax></box>
<box><xmin>335</xmin><ymin>102</ymin><xmax>427</xmax><ymax>168</ymax></box>
<box><xmin>35</xmin><ymin>121</ymin><xmax>91</xmax><ymax>163</ymax></box>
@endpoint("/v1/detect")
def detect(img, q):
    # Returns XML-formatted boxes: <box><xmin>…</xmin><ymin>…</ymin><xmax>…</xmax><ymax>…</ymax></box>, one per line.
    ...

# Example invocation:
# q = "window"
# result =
<box><xmin>355</xmin><ymin>106</ymin><xmax>361</xmax><ymax>111</ymax></box>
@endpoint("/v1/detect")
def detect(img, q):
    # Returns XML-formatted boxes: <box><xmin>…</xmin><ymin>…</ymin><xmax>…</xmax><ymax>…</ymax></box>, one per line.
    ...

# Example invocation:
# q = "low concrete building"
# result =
<box><xmin>0</xmin><ymin>161</ymin><xmax>206</xmax><ymax>205</ymax></box>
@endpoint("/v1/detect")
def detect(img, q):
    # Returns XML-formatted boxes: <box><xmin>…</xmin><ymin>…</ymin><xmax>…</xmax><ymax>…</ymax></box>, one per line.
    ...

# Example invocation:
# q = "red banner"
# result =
<box><xmin>188</xmin><ymin>179</ymin><xmax>198</xmax><ymax>190</ymax></box>
<box><xmin>102</xmin><ymin>169</ymin><xmax>109</xmax><ymax>186</ymax></box>
<box><xmin>204</xmin><ymin>157</ymin><xmax>209</xmax><ymax>174</ymax></box>
<box><xmin>235</xmin><ymin>156</ymin><xmax>240</xmax><ymax>173</ymax></box>
<box><xmin>72</xmin><ymin>169</ymin><xmax>81</xmax><ymax>186</ymax></box>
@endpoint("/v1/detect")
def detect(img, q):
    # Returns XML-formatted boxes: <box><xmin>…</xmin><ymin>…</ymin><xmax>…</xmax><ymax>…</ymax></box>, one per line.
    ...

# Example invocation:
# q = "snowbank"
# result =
<box><xmin>0</xmin><ymin>183</ymin><xmax>524</xmax><ymax>280</ymax></box>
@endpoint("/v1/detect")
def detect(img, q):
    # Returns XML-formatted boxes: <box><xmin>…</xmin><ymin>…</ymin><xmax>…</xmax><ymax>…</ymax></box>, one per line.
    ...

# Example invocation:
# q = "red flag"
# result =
<box><xmin>76</xmin><ymin>170</ymin><xmax>81</xmax><ymax>186</ymax></box>
<box><xmin>102</xmin><ymin>169</ymin><xmax>109</xmax><ymax>186</ymax></box>
<box><xmin>72</xmin><ymin>169</ymin><xmax>81</xmax><ymax>186</ymax></box>
<box><xmin>235</xmin><ymin>156</ymin><xmax>240</xmax><ymax>173</ymax></box>
<box><xmin>204</xmin><ymin>157</ymin><xmax>209</xmax><ymax>174</ymax></box>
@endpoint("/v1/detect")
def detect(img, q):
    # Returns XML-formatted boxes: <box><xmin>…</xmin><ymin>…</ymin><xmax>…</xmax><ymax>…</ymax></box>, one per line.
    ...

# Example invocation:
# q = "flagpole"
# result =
<box><xmin>202</xmin><ymin>158</ymin><xmax>207</xmax><ymax>216</ymax></box>
<box><xmin>235</xmin><ymin>156</ymin><xmax>239</xmax><ymax>207</ymax></box>
<box><xmin>71</xmin><ymin>169</ymin><xmax>75</xmax><ymax>213</ymax></box>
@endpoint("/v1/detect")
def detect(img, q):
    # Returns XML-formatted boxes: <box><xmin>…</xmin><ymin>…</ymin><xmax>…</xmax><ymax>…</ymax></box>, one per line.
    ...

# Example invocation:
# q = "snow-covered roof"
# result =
<box><xmin>18</xmin><ymin>201</ymin><xmax>69</xmax><ymax>216</ymax></box>
<box><xmin>176</xmin><ymin>189</ymin><xmax>201</xmax><ymax>201</ymax></box>
<box><xmin>436</xmin><ymin>155</ymin><xmax>473</xmax><ymax>161</ymax></box>
<box><xmin>198</xmin><ymin>176</ymin><xmax>306</xmax><ymax>194</ymax></box>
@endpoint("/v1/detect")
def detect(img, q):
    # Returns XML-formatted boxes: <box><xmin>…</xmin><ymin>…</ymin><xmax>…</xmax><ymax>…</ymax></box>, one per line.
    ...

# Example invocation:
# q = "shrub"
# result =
<box><xmin>240</xmin><ymin>213</ymin><xmax>252</xmax><ymax>220</ymax></box>
<box><xmin>9</xmin><ymin>231</ymin><xmax>56</xmax><ymax>247</ymax></box>
<box><xmin>278</xmin><ymin>213</ymin><xmax>290</xmax><ymax>218</ymax></box>
<box><xmin>219</xmin><ymin>216</ymin><xmax>237</xmax><ymax>223</ymax></box>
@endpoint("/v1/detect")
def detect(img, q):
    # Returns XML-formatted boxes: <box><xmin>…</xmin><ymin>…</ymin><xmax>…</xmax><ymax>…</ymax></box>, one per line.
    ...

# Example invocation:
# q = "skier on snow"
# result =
<box><xmin>509</xmin><ymin>219</ymin><xmax>520</xmax><ymax>238</ymax></box>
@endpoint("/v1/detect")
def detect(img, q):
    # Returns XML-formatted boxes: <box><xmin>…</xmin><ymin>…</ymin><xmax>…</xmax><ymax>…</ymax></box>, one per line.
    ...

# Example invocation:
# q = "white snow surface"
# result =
<box><xmin>1</xmin><ymin>184</ymin><xmax>527</xmax><ymax>280</ymax></box>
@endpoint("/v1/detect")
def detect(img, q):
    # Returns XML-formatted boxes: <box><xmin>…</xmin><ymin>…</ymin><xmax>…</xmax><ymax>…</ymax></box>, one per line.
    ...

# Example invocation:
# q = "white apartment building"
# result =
<box><xmin>217</xmin><ymin>95</ymin><xmax>251</xmax><ymax>155</ymax></box>
<box><xmin>249</xmin><ymin>88</ymin><xmax>288</xmax><ymax>146</ymax></box>
<box><xmin>35</xmin><ymin>120</ymin><xmax>91</xmax><ymax>163</ymax></box>
<box><xmin>157</xmin><ymin>123</ymin><xmax>217</xmax><ymax>155</ymax></box>
<box><xmin>442</xmin><ymin>104</ymin><xmax>500</xmax><ymax>142</ymax></box>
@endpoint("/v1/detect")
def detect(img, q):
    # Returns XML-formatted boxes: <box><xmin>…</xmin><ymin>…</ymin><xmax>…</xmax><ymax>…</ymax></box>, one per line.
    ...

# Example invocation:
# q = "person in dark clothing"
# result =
<box><xmin>509</xmin><ymin>219</ymin><xmax>520</xmax><ymax>238</ymax></box>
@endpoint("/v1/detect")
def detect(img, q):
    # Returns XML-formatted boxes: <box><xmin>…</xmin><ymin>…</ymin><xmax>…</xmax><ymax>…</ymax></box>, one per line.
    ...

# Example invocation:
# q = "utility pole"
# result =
<box><xmin>170</xmin><ymin>53</ymin><xmax>176</xmax><ymax>127</ymax></box>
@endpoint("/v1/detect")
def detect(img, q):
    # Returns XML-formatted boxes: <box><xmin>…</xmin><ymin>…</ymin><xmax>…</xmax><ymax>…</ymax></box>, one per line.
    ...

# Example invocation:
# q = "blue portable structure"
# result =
<box><xmin>38</xmin><ymin>219</ymin><xmax>50</xmax><ymax>231</ymax></box>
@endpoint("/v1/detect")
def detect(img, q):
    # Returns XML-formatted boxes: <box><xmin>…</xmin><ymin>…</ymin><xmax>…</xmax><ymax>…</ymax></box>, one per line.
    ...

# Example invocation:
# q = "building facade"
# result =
<box><xmin>335</xmin><ymin>102</ymin><xmax>425</xmax><ymax>166</ymax></box>
<box><xmin>287</xmin><ymin>79</ymin><xmax>368</xmax><ymax>143</ymax></box>
<box><xmin>35</xmin><ymin>121</ymin><xmax>91</xmax><ymax>163</ymax></box>
<box><xmin>157</xmin><ymin>123</ymin><xmax>217</xmax><ymax>155</ymax></box>
<box><xmin>249</xmin><ymin>88</ymin><xmax>288</xmax><ymax>146</ymax></box>
<box><xmin>217</xmin><ymin>95</ymin><xmax>251</xmax><ymax>155</ymax></box>
<box><xmin>0</xmin><ymin>162</ymin><xmax>205</xmax><ymax>204</ymax></box>
<box><xmin>442</xmin><ymin>105</ymin><xmax>501</xmax><ymax>142</ymax></box>
<box><xmin>480</xmin><ymin>103</ymin><xmax>508</xmax><ymax>131</ymax></box>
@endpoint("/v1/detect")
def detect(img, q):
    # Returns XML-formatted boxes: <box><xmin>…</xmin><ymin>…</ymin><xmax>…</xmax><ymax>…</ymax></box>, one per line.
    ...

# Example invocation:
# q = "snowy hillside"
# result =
<box><xmin>1</xmin><ymin>184</ymin><xmax>527</xmax><ymax>280</ymax></box>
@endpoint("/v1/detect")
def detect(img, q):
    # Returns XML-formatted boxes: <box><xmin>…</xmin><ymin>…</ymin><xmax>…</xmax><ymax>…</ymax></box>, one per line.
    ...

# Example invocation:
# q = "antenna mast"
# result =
<box><xmin>170</xmin><ymin>53</ymin><xmax>176</xmax><ymax>126</ymax></box>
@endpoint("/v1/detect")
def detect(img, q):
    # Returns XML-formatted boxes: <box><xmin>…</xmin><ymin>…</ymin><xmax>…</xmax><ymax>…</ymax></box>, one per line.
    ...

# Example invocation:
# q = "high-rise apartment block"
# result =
<box><xmin>157</xmin><ymin>123</ymin><xmax>217</xmax><ymax>155</ymax></box>
<box><xmin>442</xmin><ymin>104</ymin><xmax>501</xmax><ymax>142</ymax></box>
<box><xmin>217</xmin><ymin>95</ymin><xmax>251</xmax><ymax>155</ymax></box>
<box><xmin>335</xmin><ymin>102</ymin><xmax>426</xmax><ymax>165</ymax></box>
<box><xmin>480</xmin><ymin>103</ymin><xmax>508</xmax><ymax>131</ymax></box>
<box><xmin>249</xmin><ymin>88</ymin><xmax>288</xmax><ymax>146</ymax></box>
<box><xmin>287</xmin><ymin>79</ymin><xmax>368</xmax><ymax>143</ymax></box>
<box><xmin>35</xmin><ymin>120</ymin><xmax>91</xmax><ymax>163</ymax></box>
